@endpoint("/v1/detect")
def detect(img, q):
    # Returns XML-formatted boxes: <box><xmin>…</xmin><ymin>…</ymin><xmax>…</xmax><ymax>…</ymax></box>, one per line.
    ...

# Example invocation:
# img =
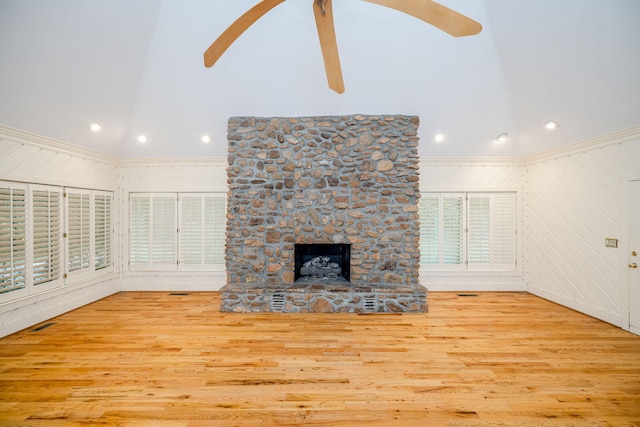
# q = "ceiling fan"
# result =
<box><xmin>204</xmin><ymin>0</ymin><xmax>482</xmax><ymax>94</ymax></box>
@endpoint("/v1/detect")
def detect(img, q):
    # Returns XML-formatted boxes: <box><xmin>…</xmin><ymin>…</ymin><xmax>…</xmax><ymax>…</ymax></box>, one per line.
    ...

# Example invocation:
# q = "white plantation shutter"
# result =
<box><xmin>204</xmin><ymin>195</ymin><xmax>226</xmax><ymax>265</ymax></box>
<box><xmin>66</xmin><ymin>190</ymin><xmax>92</xmax><ymax>280</ymax></box>
<box><xmin>0</xmin><ymin>183</ymin><xmax>28</xmax><ymax>297</ymax></box>
<box><xmin>94</xmin><ymin>192</ymin><xmax>113</xmax><ymax>272</ymax></box>
<box><xmin>130</xmin><ymin>192</ymin><xmax>225</xmax><ymax>271</ymax></box>
<box><xmin>130</xmin><ymin>193</ymin><xmax>177</xmax><ymax>270</ymax></box>
<box><xmin>179</xmin><ymin>193</ymin><xmax>226</xmax><ymax>269</ymax></box>
<box><xmin>442</xmin><ymin>195</ymin><xmax>464</xmax><ymax>266</ymax></box>
<box><xmin>487</xmin><ymin>193</ymin><xmax>516</xmax><ymax>269</ymax></box>
<box><xmin>130</xmin><ymin>195</ymin><xmax>151</xmax><ymax>265</ymax></box>
<box><xmin>468</xmin><ymin>196</ymin><xmax>490</xmax><ymax>265</ymax></box>
<box><xmin>180</xmin><ymin>196</ymin><xmax>203</xmax><ymax>266</ymax></box>
<box><xmin>31</xmin><ymin>186</ymin><xmax>63</xmax><ymax>289</ymax></box>
<box><xmin>1</xmin><ymin>182</ymin><xmax>114</xmax><ymax>304</ymax></box>
<box><xmin>467</xmin><ymin>193</ymin><xmax>516</xmax><ymax>270</ymax></box>
<box><xmin>420</xmin><ymin>193</ymin><xmax>464</xmax><ymax>269</ymax></box>
<box><xmin>419</xmin><ymin>196</ymin><xmax>439</xmax><ymax>264</ymax></box>
<box><xmin>420</xmin><ymin>192</ymin><xmax>517</xmax><ymax>271</ymax></box>
<box><xmin>152</xmin><ymin>196</ymin><xmax>177</xmax><ymax>266</ymax></box>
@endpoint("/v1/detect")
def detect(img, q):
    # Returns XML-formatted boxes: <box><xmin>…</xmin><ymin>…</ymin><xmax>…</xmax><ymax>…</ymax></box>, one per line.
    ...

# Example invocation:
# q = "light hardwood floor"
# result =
<box><xmin>1</xmin><ymin>292</ymin><xmax>639</xmax><ymax>426</ymax></box>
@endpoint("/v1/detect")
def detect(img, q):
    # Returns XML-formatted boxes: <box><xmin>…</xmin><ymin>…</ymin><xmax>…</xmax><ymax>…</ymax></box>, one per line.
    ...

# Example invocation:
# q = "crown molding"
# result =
<box><xmin>119</xmin><ymin>157</ymin><xmax>228</xmax><ymax>166</ymax></box>
<box><xmin>524</xmin><ymin>125</ymin><xmax>640</xmax><ymax>164</ymax></box>
<box><xmin>420</xmin><ymin>157</ymin><xmax>524</xmax><ymax>166</ymax></box>
<box><xmin>0</xmin><ymin>124</ymin><xmax>121</xmax><ymax>165</ymax></box>
<box><xmin>420</xmin><ymin>125</ymin><xmax>640</xmax><ymax>166</ymax></box>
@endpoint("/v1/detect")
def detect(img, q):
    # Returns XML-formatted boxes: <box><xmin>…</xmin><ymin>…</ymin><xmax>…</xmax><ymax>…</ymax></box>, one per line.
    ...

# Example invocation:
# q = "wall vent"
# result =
<box><xmin>363</xmin><ymin>295</ymin><xmax>377</xmax><ymax>312</ymax></box>
<box><xmin>270</xmin><ymin>293</ymin><xmax>286</xmax><ymax>312</ymax></box>
<box><xmin>31</xmin><ymin>322</ymin><xmax>56</xmax><ymax>332</ymax></box>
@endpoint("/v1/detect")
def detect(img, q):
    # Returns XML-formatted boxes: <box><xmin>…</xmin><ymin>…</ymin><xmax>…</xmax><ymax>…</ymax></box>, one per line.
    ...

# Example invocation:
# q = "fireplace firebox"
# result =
<box><xmin>295</xmin><ymin>244</ymin><xmax>350</xmax><ymax>282</ymax></box>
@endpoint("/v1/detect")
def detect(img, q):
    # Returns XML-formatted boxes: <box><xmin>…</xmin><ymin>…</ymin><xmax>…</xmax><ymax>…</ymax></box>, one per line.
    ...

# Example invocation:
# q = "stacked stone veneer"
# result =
<box><xmin>221</xmin><ymin>114</ymin><xmax>427</xmax><ymax>313</ymax></box>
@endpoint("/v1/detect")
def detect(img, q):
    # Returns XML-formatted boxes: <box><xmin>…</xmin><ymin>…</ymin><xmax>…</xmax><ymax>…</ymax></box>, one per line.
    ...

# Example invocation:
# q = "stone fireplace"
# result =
<box><xmin>220</xmin><ymin>114</ymin><xmax>427</xmax><ymax>313</ymax></box>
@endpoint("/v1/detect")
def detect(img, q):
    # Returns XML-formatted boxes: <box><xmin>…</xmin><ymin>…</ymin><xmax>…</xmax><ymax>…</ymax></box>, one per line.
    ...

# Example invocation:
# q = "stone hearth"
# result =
<box><xmin>221</xmin><ymin>282</ymin><xmax>427</xmax><ymax>313</ymax></box>
<box><xmin>220</xmin><ymin>114</ymin><xmax>427</xmax><ymax>313</ymax></box>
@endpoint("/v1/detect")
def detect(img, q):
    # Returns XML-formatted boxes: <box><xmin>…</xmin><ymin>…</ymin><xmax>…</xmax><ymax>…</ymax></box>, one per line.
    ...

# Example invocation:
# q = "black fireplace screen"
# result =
<box><xmin>294</xmin><ymin>244</ymin><xmax>351</xmax><ymax>281</ymax></box>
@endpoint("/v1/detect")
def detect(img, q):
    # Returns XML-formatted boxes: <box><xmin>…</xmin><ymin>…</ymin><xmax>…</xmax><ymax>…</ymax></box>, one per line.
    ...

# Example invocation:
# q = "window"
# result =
<box><xmin>419</xmin><ymin>193</ymin><xmax>464</xmax><ymax>268</ymax></box>
<box><xmin>66</xmin><ymin>190</ymin><xmax>91</xmax><ymax>281</ymax></box>
<box><xmin>65</xmin><ymin>189</ymin><xmax>115</xmax><ymax>282</ymax></box>
<box><xmin>130</xmin><ymin>193</ymin><xmax>177</xmax><ymax>270</ymax></box>
<box><xmin>94</xmin><ymin>192</ymin><xmax>113</xmax><ymax>271</ymax></box>
<box><xmin>0</xmin><ymin>181</ymin><xmax>114</xmax><ymax>303</ymax></box>
<box><xmin>420</xmin><ymin>192</ymin><xmax>517</xmax><ymax>271</ymax></box>
<box><xmin>0</xmin><ymin>184</ymin><xmax>27</xmax><ymax>296</ymax></box>
<box><xmin>31</xmin><ymin>186</ymin><xmax>63</xmax><ymax>291</ymax></box>
<box><xmin>129</xmin><ymin>192</ymin><xmax>226</xmax><ymax>271</ymax></box>
<box><xmin>179</xmin><ymin>194</ymin><xmax>226</xmax><ymax>269</ymax></box>
<box><xmin>468</xmin><ymin>193</ymin><xmax>516</xmax><ymax>270</ymax></box>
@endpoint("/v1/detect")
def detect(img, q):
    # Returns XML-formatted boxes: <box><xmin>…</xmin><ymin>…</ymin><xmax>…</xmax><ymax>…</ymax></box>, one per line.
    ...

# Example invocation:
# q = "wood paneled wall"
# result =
<box><xmin>0</xmin><ymin>127</ymin><xmax>121</xmax><ymax>337</ymax></box>
<box><xmin>119</xmin><ymin>160</ymin><xmax>228</xmax><ymax>292</ymax></box>
<box><xmin>525</xmin><ymin>131</ymin><xmax>640</xmax><ymax>327</ymax></box>
<box><xmin>419</xmin><ymin>160</ymin><xmax>526</xmax><ymax>291</ymax></box>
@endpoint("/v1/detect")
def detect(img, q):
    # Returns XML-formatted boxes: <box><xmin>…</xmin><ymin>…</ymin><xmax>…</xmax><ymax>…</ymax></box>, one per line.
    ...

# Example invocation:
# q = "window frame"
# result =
<box><xmin>178</xmin><ymin>193</ymin><xmax>227</xmax><ymax>271</ymax></box>
<box><xmin>419</xmin><ymin>193</ymin><xmax>466</xmax><ymax>271</ymax></box>
<box><xmin>128</xmin><ymin>192</ymin><xmax>227</xmax><ymax>272</ymax></box>
<box><xmin>30</xmin><ymin>184</ymin><xmax>64</xmax><ymax>293</ymax></box>
<box><xmin>93</xmin><ymin>190</ymin><xmax>114</xmax><ymax>275</ymax></box>
<box><xmin>129</xmin><ymin>193</ymin><xmax>178</xmax><ymax>272</ymax></box>
<box><xmin>0</xmin><ymin>180</ymin><xmax>115</xmax><ymax>305</ymax></box>
<box><xmin>65</xmin><ymin>188</ymin><xmax>93</xmax><ymax>283</ymax></box>
<box><xmin>420</xmin><ymin>191</ymin><xmax>518</xmax><ymax>272</ymax></box>
<box><xmin>0</xmin><ymin>182</ymin><xmax>30</xmax><ymax>302</ymax></box>
<box><xmin>65</xmin><ymin>188</ymin><xmax>115</xmax><ymax>283</ymax></box>
<box><xmin>467</xmin><ymin>192</ymin><xmax>518</xmax><ymax>271</ymax></box>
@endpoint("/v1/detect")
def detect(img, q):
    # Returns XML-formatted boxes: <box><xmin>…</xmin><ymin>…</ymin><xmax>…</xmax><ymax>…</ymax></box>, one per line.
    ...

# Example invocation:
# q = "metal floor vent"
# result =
<box><xmin>458</xmin><ymin>293</ymin><xmax>479</xmax><ymax>297</ymax></box>
<box><xmin>270</xmin><ymin>293</ymin><xmax>286</xmax><ymax>312</ymax></box>
<box><xmin>169</xmin><ymin>293</ymin><xmax>189</xmax><ymax>296</ymax></box>
<box><xmin>363</xmin><ymin>296</ymin><xmax>377</xmax><ymax>312</ymax></box>
<box><xmin>31</xmin><ymin>322</ymin><xmax>56</xmax><ymax>332</ymax></box>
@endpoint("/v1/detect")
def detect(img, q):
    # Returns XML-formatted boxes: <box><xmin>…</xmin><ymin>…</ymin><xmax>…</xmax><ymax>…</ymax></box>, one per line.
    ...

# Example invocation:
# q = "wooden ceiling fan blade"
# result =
<box><xmin>362</xmin><ymin>0</ymin><xmax>482</xmax><ymax>37</ymax></box>
<box><xmin>313</xmin><ymin>0</ymin><xmax>345</xmax><ymax>94</ymax></box>
<box><xmin>204</xmin><ymin>0</ymin><xmax>286</xmax><ymax>68</ymax></box>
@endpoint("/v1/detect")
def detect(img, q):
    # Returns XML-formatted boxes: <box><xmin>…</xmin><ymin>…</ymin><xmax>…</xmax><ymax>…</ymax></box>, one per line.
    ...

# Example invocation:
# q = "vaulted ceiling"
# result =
<box><xmin>1</xmin><ymin>0</ymin><xmax>639</xmax><ymax>159</ymax></box>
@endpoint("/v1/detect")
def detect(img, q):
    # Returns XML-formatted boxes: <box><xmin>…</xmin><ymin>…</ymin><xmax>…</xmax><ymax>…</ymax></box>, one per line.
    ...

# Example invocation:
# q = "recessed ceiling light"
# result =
<box><xmin>495</xmin><ymin>133</ymin><xmax>508</xmax><ymax>143</ymax></box>
<box><xmin>137</xmin><ymin>134</ymin><xmax>148</xmax><ymax>144</ymax></box>
<box><xmin>201</xmin><ymin>134</ymin><xmax>211</xmax><ymax>144</ymax></box>
<box><xmin>434</xmin><ymin>133</ymin><xmax>444</xmax><ymax>143</ymax></box>
<box><xmin>545</xmin><ymin>120</ymin><xmax>558</xmax><ymax>130</ymax></box>
<box><xmin>89</xmin><ymin>122</ymin><xmax>102</xmax><ymax>132</ymax></box>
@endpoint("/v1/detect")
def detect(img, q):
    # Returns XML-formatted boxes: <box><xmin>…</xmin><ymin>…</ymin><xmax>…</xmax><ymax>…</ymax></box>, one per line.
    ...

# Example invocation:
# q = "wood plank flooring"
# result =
<box><xmin>1</xmin><ymin>292</ymin><xmax>639</xmax><ymax>426</ymax></box>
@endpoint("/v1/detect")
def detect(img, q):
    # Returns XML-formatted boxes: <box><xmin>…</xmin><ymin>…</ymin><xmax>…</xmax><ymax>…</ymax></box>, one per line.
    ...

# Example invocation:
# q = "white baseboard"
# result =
<box><xmin>527</xmin><ymin>287</ymin><xmax>623</xmax><ymax>327</ymax></box>
<box><xmin>420</xmin><ymin>271</ymin><xmax>526</xmax><ymax>292</ymax></box>
<box><xmin>121</xmin><ymin>272</ymin><xmax>226</xmax><ymax>291</ymax></box>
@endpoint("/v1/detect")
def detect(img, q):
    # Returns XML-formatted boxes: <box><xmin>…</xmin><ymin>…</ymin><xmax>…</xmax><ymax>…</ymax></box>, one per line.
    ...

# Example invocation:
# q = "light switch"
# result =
<box><xmin>605</xmin><ymin>238</ymin><xmax>618</xmax><ymax>248</ymax></box>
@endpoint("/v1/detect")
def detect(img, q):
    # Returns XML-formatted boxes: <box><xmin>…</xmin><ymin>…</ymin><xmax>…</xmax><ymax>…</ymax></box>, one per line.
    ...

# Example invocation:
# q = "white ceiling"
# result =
<box><xmin>1</xmin><ymin>0</ymin><xmax>639</xmax><ymax>159</ymax></box>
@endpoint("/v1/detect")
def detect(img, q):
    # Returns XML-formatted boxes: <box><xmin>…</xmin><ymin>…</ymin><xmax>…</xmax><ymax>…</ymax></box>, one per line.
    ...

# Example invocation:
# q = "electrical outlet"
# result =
<box><xmin>605</xmin><ymin>238</ymin><xmax>618</xmax><ymax>248</ymax></box>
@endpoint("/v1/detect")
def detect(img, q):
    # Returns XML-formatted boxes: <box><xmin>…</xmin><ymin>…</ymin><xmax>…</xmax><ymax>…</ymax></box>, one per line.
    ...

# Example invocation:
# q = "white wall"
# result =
<box><xmin>419</xmin><ymin>159</ymin><xmax>527</xmax><ymax>291</ymax></box>
<box><xmin>525</xmin><ymin>128</ymin><xmax>640</xmax><ymax>327</ymax></box>
<box><xmin>119</xmin><ymin>159</ymin><xmax>228</xmax><ymax>291</ymax></box>
<box><xmin>0</xmin><ymin>126</ymin><xmax>121</xmax><ymax>337</ymax></box>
